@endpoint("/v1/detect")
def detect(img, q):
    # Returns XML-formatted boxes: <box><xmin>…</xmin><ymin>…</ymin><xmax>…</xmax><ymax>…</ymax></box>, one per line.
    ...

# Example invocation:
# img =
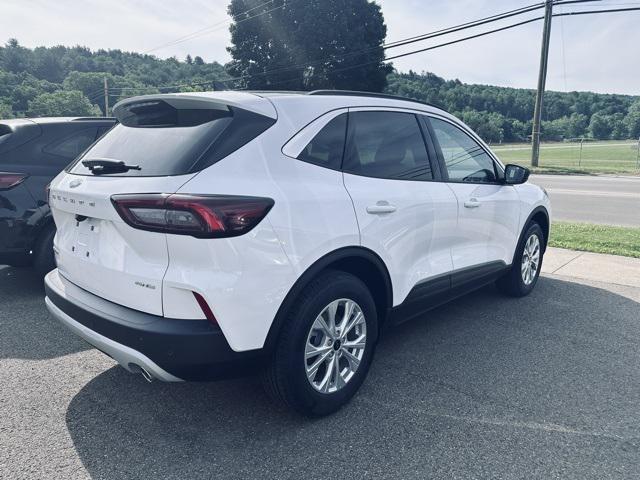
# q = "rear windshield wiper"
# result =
<box><xmin>82</xmin><ymin>158</ymin><xmax>141</xmax><ymax>175</ymax></box>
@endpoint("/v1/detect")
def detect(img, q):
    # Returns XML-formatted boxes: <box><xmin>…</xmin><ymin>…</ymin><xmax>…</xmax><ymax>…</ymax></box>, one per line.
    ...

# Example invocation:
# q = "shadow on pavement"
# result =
<box><xmin>65</xmin><ymin>277</ymin><xmax>640</xmax><ymax>479</ymax></box>
<box><xmin>0</xmin><ymin>266</ymin><xmax>89</xmax><ymax>360</ymax></box>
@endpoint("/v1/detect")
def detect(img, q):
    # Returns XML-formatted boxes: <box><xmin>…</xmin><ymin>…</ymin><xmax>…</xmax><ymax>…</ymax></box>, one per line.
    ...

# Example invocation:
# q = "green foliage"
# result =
<box><xmin>456</xmin><ymin>110</ymin><xmax>505</xmax><ymax>144</ymax></box>
<box><xmin>550</xmin><ymin>222</ymin><xmax>640</xmax><ymax>259</ymax></box>
<box><xmin>27</xmin><ymin>90</ymin><xmax>101</xmax><ymax>117</ymax></box>
<box><xmin>1</xmin><ymin>36</ymin><xmax>639</xmax><ymax>142</ymax></box>
<box><xmin>386</xmin><ymin>72</ymin><xmax>639</xmax><ymax>142</ymax></box>
<box><xmin>0</xmin><ymin>101</ymin><xmax>13</xmax><ymax>118</ymax></box>
<box><xmin>0</xmin><ymin>39</ymin><xmax>229</xmax><ymax>117</ymax></box>
<box><xmin>226</xmin><ymin>0</ymin><xmax>391</xmax><ymax>91</ymax></box>
<box><xmin>493</xmin><ymin>140</ymin><xmax>639</xmax><ymax>174</ymax></box>
<box><xmin>588</xmin><ymin>112</ymin><xmax>612</xmax><ymax>140</ymax></box>
<box><xmin>625</xmin><ymin>100</ymin><xmax>640</xmax><ymax>139</ymax></box>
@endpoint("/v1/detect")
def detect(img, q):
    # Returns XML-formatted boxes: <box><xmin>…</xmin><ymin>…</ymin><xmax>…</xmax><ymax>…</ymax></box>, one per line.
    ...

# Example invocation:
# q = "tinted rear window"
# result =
<box><xmin>0</xmin><ymin>121</ymin><xmax>41</xmax><ymax>155</ymax></box>
<box><xmin>297</xmin><ymin>114</ymin><xmax>347</xmax><ymax>170</ymax></box>
<box><xmin>43</xmin><ymin>128</ymin><xmax>98</xmax><ymax>159</ymax></box>
<box><xmin>68</xmin><ymin>103</ymin><xmax>274</xmax><ymax>176</ymax></box>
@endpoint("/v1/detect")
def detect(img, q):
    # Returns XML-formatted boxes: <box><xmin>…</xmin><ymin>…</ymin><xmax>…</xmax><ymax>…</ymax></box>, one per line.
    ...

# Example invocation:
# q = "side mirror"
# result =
<box><xmin>504</xmin><ymin>164</ymin><xmax>530</xmax><ymax>185</ymax></box>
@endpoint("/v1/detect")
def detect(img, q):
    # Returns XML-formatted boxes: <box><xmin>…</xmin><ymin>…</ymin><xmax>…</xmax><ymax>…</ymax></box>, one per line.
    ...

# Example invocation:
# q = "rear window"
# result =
<box><xmin>0</xmin><ymin>121</ymin><xmax>42</xmax><ymax>155</ymax></box>
<box><xmin>68</xmin><ymin>100</ymin><xmax>275</xmax><ymax>176</ymax></box>
<box><xmin>43</xmin><ymin>128</ymin><xmax>98</xmax><ymax>159</ymax></box>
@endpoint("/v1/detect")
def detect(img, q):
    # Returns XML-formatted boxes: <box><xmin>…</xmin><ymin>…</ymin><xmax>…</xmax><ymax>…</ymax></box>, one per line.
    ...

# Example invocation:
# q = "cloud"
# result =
<box><xmin>1</xmin><ymin>0</ymin><xmax>638</xmax><ymax>94</ymax></box>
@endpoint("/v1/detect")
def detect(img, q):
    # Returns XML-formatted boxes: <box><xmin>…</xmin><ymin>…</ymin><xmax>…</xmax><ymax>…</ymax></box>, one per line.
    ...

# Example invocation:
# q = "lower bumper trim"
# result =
<box><xmin>44</xmin><ymin>269</ymin><xmax>267</xmax><ymax>381</ymax></box>
<box><xmin>45</xmin><ymin>297</ymin><xmax>183</xmax><ymax>382</ymax></box>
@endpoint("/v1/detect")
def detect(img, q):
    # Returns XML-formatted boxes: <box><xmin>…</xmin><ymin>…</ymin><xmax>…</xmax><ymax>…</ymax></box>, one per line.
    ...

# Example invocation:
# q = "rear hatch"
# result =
<box><xmin>49</xmin><ymin>92</ymin><xmax>276</xmax><ymax>315</ymax></box>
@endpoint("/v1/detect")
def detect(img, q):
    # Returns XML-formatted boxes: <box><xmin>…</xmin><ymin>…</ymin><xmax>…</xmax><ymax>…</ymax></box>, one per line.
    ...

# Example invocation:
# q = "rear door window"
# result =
<box><xmin>343</xmin><ymin>111</ymin><xmax>433</xmax><ymax>181</ymax></box>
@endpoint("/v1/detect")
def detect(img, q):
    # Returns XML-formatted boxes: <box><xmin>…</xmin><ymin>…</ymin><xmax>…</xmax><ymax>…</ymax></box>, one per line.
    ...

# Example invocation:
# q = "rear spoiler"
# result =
<box><xmin>113</xmin><ymin>92</ymin><xmax>277</xmax><ymax>123</ymax></box>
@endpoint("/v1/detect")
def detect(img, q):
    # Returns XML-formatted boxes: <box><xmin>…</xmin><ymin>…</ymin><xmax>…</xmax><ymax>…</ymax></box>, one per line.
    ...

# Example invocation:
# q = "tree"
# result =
<box><xmin>27</xmin><ymin>90</ymin><xmax>101</xmax><ymax>117</ymax></box>
<box><xmin>625</xmin><ymin>101</ymin><xmax>640</xmax><ymax>139</ymax></box>
<box><xmin>588</xmin><ymin>112</ymin><xmax>613</xmax><ymax>140</ymax></box>
<box><xmin>0</xmin><ymin>101</ymin><xmax>13</xmax><ymax>118</ymax></box>
<box><xmin>609</xmin><ymin>113</ymin><xmax>628</xmax><ymax>140</ymax></box>
<box><xmin>459</xmin><ymin>110</ymin><xmax>505</xmax><ymax>143</ymax></box>
<box><xmin>1</xmin><ymin>38</ymin><xmax>30</xmax><ymax>73</ymax></box>
<box><xmin>63</xmin><ymin>71</ymin><xmax>113</xmax><ymax>114</ymax></box>
<box><xmin>226</xmin><ymin>0</ymin><xmax>391</xmax><ymax>91</ymax></box>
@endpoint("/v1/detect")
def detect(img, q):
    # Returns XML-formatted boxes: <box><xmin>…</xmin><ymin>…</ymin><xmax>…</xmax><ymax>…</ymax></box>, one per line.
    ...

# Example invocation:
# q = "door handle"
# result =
<box><xmin>366</xmin><ymin>201</ymin><xmax>397</xmax><ymax>214</ymax></box>
<box><xmin>464</xmin><ymin>198</ymin><xmax>481</xmax><ymax>209</ymax></box>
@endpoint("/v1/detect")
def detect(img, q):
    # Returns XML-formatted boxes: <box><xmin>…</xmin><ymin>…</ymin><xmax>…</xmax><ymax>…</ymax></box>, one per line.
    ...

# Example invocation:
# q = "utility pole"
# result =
<box><xmin>531</xmin><ymin>0</ymin><xmax>554</xmax><ymax>167</ymax></box>
<box><xmin>103</xmin><ymin>77</ymin><xmax>109</xmax><ymax>117</ymax></box>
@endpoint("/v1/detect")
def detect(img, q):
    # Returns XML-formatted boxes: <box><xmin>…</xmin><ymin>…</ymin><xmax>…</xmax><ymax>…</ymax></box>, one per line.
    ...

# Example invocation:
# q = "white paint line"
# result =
<box><xmin>493</xmin><ymin>142</ymin><xmax>637</xmax><ymax>152</ymax></box>
<box><xmin>546</xmin><ymin>188</ymin><xmax>640</xmax><ymax>199</ymax></box>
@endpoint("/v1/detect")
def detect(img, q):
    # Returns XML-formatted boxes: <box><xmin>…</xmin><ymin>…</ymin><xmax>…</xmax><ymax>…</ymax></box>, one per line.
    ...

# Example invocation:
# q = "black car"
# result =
<box><xmin>0</xmin><ymin>117</ymin><xmax>116</xmax><ymax>274</ymax></box>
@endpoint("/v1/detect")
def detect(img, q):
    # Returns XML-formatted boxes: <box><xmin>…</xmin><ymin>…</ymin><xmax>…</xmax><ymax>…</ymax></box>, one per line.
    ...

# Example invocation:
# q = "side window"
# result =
<box><xmin>343</xmin><ymin>111</ymin><xmax>432</xmax><ymax>181</ymax></box>
<box><xmin>429</xmin><ymin>117</ymin><xmax>498</xmax><ymax>184</ymax></box>
<box><xmin>297</xmin><ymin>114</ymin><xmax>347</xmax><ymax>170</ymax></box>
<box><xmin>43</xmin><ymin>128</ymin><xmax>98</xmax><ymax>159</ymax></box>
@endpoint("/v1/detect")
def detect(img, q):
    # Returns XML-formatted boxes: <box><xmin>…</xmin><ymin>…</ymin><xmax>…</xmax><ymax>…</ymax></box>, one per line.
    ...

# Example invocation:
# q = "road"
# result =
<box><xmin>1</xmin><ymin>266</ymin><xmax>639</xmax><ymax>479</ymax></box>
<box><xmin>530</xmin><ymin>174</ymin><xmax>640</xmax><ymax>227</ymax></box>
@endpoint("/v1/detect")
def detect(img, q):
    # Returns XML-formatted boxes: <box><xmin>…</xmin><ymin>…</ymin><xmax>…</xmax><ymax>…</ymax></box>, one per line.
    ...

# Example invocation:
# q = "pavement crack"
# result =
<box><xmin>363</xmin><ymin>397</ymin><xmax>635</xmax><ymax>443</ymax></box>
<box><xmin>550</xmin><ymin>252</ymin><xmax>584</xmax><ymax>274</ymax></box>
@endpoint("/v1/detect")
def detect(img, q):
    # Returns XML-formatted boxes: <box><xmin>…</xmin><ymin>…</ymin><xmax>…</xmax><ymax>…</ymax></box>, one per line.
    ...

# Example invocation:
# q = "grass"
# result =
<box><xmin>549</xmin><ymin>222</ymin><xmax>640</xmax><ymax>258</ymax></box>
<box><xmin>491</xmin><ymin>140</ymin><xmax>640</xmax><ymax>175</ymax></box>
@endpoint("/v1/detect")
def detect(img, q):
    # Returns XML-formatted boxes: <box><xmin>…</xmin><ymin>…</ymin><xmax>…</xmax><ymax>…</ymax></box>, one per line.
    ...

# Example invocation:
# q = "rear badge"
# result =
<box><xmin>135</xmin><ymin>281</ymin><xmax>156</xmax><ymax>290</ymax></box>
<box><xmin>69</xmin><ymin>179</ymin><xmax>83</xmax><ymax>189</ymax></box>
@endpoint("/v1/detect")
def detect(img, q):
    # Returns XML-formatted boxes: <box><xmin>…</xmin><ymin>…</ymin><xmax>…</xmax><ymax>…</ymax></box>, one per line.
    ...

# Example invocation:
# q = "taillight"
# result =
<box><xmin>111</xmin><ymin>194</ymin><xmax>274</xmax><ymax>238</ymax></box>
<box><xmin>0</xmin><ymin>172</ymin><xmax>27</xmax><ymax>190</ymax></box>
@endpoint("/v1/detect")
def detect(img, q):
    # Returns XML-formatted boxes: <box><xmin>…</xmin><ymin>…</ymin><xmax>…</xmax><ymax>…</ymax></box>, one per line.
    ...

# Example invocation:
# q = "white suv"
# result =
<box><xmin>44</xmin><ymin>90</ymin><xmax>550</xmax><ymax>416</ymax></box>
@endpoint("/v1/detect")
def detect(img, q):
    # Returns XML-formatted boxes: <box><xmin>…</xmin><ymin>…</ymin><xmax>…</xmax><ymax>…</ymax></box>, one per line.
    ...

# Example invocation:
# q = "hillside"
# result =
<box><xmin>386</xmin><ymin>72</ymin><xmax>640</xmax><ymax>143</ymax></box>
<box><xmin>1</xmin><ymin>40</ymin><xmax>639</xmax><ymax>143</ymax></box>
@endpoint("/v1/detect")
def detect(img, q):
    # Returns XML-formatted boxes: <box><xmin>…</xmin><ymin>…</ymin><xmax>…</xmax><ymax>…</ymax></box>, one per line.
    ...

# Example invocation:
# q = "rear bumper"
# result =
<box><xmin>44</xmin><ymin>269</ymin><xmax>266</xmax><ymax>381</ymax></box>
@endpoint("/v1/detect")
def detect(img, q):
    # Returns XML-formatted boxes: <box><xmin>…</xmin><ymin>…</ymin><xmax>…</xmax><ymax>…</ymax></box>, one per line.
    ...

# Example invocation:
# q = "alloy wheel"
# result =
<box><xmin>521</xmin><ymin>234</ymin><xmax>541</xmax><ymax>285</ymax></box>
<box><xmin>304</xmin><ymin>298</ymin><xmax>367</xmax><ymax>394</ymax></box>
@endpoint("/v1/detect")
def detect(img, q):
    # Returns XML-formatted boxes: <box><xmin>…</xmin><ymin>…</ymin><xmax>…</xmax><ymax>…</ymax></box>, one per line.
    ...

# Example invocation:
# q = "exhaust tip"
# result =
<box><xmin>129</xmin><ymin>363</ymin><xmax>154</xmax><ymax>382</ymax></box>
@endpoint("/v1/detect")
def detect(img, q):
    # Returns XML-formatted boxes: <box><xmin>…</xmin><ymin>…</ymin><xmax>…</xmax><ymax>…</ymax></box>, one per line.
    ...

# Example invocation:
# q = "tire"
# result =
<box><xmin>33</xmin><ymin>225</ymin><xmax>56</xmax><ymax>277</ymax></box>
<box><xmin>262</xmin><ymin>270</ymin><xmax>378</xmax><ymax>417</ymax></box>
<box><xmin>496</xmin><ymin>222</ymin><xmax>544</xmax><ymax>297</ymax></box>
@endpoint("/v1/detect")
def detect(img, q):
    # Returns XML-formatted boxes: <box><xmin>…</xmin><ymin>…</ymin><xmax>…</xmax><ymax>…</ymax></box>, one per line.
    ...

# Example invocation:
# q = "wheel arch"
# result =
<box><xmin>517</xmin><ymin>206</ymin><xmax>550</xmax><ymax>259</ymax></box>
<box><xmin>263</xmin><ymin>246</ymin><xmax>393</xmax><ymax>351</ymax></box>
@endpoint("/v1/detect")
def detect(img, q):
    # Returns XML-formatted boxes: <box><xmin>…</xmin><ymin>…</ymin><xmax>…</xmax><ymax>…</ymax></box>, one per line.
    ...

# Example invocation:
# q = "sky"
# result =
<box><xmin>1</xmin><ymin>0</ymin><xmax>638</xmax><ymax>95</ymax></box>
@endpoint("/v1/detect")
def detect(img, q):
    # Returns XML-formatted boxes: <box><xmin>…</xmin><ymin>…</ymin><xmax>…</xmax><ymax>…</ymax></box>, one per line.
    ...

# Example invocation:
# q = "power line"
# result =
<box><xmin>102</xmin><ymin>0</ymin><xmax>551</xmax><ymax>95</ymax></box>
<box><xmin>143</xmin><ymin>0</ymin><xmax>274</xmax><ymax>54</ymax></box>
<box><xmin>92</xmin><ymin>1</ymin><xmax>640</xmax><ymax>96</ymax></box>
<box><xmin>383</xmin><ymin>0</ymin><xmax>602</xmax><ymax>52</ymax></box>
<box><xmin>554</xmin><ymin>5</ymin><xmax>640</xmax><ymax>15</ymax></box>
<box><xmin>263</xmin><ymin>4</ymin><xmax>640</xmax><ymax>88</ymax></box>
<box><xmin>144</xmin><ymin>1</ymin><xmax>283</xmax><ymax>55</ymax></box>
<box><xmin>212</xmin><ymin>0</ymin><xmax>613</xmax><ymax>86</ymax></box>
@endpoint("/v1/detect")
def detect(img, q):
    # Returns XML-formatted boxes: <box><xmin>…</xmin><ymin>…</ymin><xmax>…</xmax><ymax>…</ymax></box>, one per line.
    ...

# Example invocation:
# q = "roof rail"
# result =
<box><xmin>307</xmin><ymin>90</ymin><xmax>446</xmax><ymax>111</ymax></box>
<box><xmin>71</xmin><ymin>117</ymin><xmax>116</xmax><ymax>122</ymax></box>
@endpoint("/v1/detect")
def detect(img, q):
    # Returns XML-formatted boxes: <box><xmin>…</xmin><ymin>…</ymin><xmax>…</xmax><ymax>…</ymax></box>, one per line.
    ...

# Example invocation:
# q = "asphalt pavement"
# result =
<box><xmin>529</xmin><ymin>174</ymin><xmax>640</xmax><ymax>227</ymax></box>
<box><xmin>1</xmin><ymin>263</ymin><xmax>639</xmax><ymax>479</ymax></box>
